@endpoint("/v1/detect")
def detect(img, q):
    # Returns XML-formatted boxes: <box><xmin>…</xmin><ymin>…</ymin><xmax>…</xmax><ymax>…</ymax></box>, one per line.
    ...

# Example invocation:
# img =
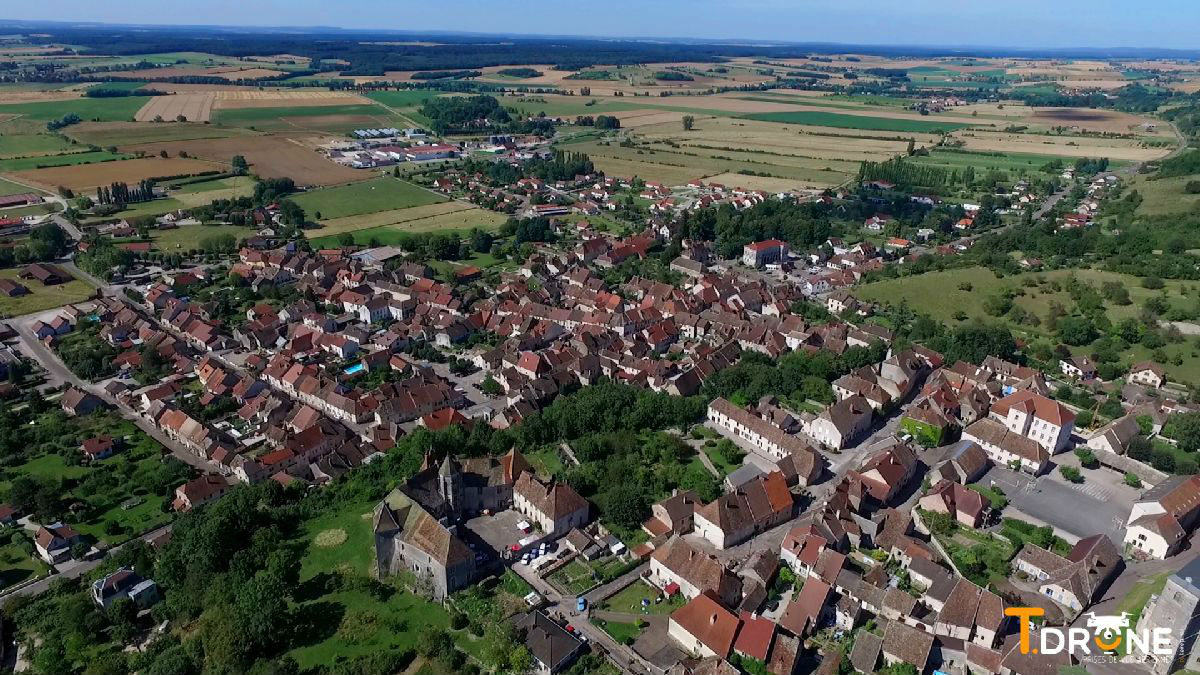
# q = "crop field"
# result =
<box><xmin>123</xmin><ymin>135</ymin><xmax>369</xmax><ymax>186</ymax></box>
<box><xmin>953</xmin><ymin>130</ymin><xmax>1170</xmax><ymax>161</ymax></box>
<box><xmin>144</xmin><ymin>224</ymin><xmax>255</xmax><ymax>250</ymax></box>
<box><xmin>0</xmin><ymin>268</ymin><xmax>93</xmax><ymax>318</ymax></box>
<box><xmin>0</xmin><ymin>133</ymin><xmax>84</xmax><ymax>158</ymax></box>
<box><xmin>910</xmin><ymin>148</ymin><xmax>1118</xmax><ymax>174</ymax></box>
<box><xmin>210</xmin><ymin>91</ymin><xmax>370</xmax><ymax>109</ymax></box>
<box><xmin>362</xmin><ymin>90</ymin><xmax>442</xmax><ymax>108</ymax></box>
<box><xmin>212</xmin><ymin>104</ymin><xmax>390</xmax><ymax>125</ymax></box>
<box><xmin>292</xmin><ymin>177</ymin><xmax>445</xmax><ymax>220</ymax></box>
<box><xmin>308</xmin><ymin>205</ymin><xmax>507</xmax><ymax>246</ymax></box>
<box><xmin>309</xmin><ymin>201</ymin><xmax>481</xmax><ymax>237</ymax></box>
<box><xmin>11</xmin><ymin>156</ymin><xmax>224</xmax><ymax>192</ymax></box>
<box><xmin>1025</xmin><ymin>107</ymin><xmax>1175</xmax><ymax>136</ymax></box>
<box><xmin>742</xmin><ymin>110</ymin><xmax>977</xmax><ymax>132</ymax></box>
<box><xmin>0</xmin><ymin>96</ymin><xmax>146</xmax><ymax>122</ymax></box>
<box><xmin>0</xmin><ymin>150</ymin><xmax>131</xmax><ymax>173</ymax></box>
<box><xmin>0</xmin><ymin>176</ymin><xmax>43</xmax><ymax>196</ymax></box>
<box><xmin>133</xmin><ymin>94</ymin><xmax>214</xmax><ymax>122</ymax></box>
<box><xmin>64</xmin><ymin>120</ymin><xmax>262</xmax><ymax>147</ymax></box>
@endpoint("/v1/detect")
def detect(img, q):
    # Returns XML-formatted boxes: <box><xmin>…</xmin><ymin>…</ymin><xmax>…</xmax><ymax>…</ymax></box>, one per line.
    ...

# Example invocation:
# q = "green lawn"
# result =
<box><xmin>702</xmin><ymin>441</ymin><xmax>742</xmax><ymax>476</ymax></box>
<box><xmin>0</xmin><ymin>176</ymin><xmax>46</xmax><ymax>197</ymax></box>
<box><xmin>0</xmin><ymin>201</ymin><xmax>60</xmax><ymax>220</ymax></box>
<box><xmin>306</xmin><ymin>210</ymin><xmax>505</xmax><ymax>248</ymax></box>
<box><xmin>524</xmin><ymin>447</ymin><xmax>566</xmax><ymax>479</ymax></box>
<box><xmin>1115</xmin><ymin>571</ymin><xmax>1171</xmax><ymax>654</ymax></box>
<box><xmin>364</xmin><ymin>91</ymin><xmax>442</xmax><ymax>108</ymax></box>
<box><xmin>81</xmin><ymin>197</ymin><xmax>187</xmax><ymax>224</ymax></box>
<box><xmin>130</xmin><ymin>223</ymin><xmax>254</xmax><ymax>251</ymax></box>
<box><xmin>86</xmin><ymin>81</ymin><xmax>149</xmax><ymax>92</ymax></box>
<box><xmin>912</xmin><ymin>148</ymin><xmax>1118</xmax><ymax>174</ymax></box>
<box><xmin>597</xmin><ymin>618</ymin><xmax>643</xmax><ymax>645</ymax></box>
<box><xmin>174</xmin><ymin>176</ymin><xmax>254</xmax><ymax>194</ymax></box>
<box><xmin>547</xmin><ymin>559</ymin><xmax>602</xmax><ymax>595</ymax></box>
<box><xmin>0</xmin><ymin>150</ymin><xmax>131</xmax><ymax>173</ymax></box>
<box><xmin>741</xmin><ymin>110</ymin><xmax>977</xmax><ymax>132</ymax></box>
<box><xmin>0</xmin><ymin>532</ymin><xmax>51</xmax><ymax>590</ymax></box>
<box><xmin>0</xmin><ymin>268</ymin><xmax>94</xmax><ymax>318</ymax></box>
<box><xmin>292</xmin><ymin>177</ymin><xmax>445</xmax><ymax>220</ymax></box>
<box><xmin>600</xmin><ymin>580</ymin><xmax>685</xmax><ymax>616</ymax></box>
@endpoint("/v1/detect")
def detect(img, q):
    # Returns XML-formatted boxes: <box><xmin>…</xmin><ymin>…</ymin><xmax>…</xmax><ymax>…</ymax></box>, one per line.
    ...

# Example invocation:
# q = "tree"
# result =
<box><xmin>231</xmin><ymin>155</ymin><xmax>249</xmax><ymax>175</ymax></box>
<box><xmin>469</xmin><ymin>227</ymin><xmax>494</xmax><ymax>253</ymax></box>
<box><xmin>1057</xmin><ymin>315</ymin><xmax>1099</xmax><ymax>346</ymax></box>
<box><xmin>682</xmin><ymin>115</ymin><xmax>695</xmax><ymax>131</ymax></box>
<box><xmin>480</xmin><ymin>376</ymin><xmax>502</xmax><ymax>397</ymax></box>
<box><xmin>1059</xmin><ymin>465</ymin><xmax>1083</xmax><ymax>483</ymax></box>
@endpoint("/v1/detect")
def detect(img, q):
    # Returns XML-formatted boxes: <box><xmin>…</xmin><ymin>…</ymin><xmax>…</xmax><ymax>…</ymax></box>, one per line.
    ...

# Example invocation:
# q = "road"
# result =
<box><xmin>511</xmin><ymin>561</ymin><xmax>656</xmax><ymax>675</ymax></box>
<box><xmin>0</xmin><ymin>522</ymin><xmax>173</xmax><ymax>607</ymax></box>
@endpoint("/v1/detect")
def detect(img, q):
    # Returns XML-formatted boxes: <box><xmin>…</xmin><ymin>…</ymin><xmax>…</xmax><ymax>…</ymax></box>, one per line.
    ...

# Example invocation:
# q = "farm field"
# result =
<box><xmin>742</xmin><ymin>110</ymin><xmax>976</xmax><ymax>132</ymax></box>
<box><xmin>0</xmin><ymin>150</ymin><xmax>131</xmax><ymax>173</ymax></box>
<box><xmin>953</xmin><ymin>130</ymin><xmax>1169</xmax><ymax>161</ymax></box>
<box><xmin>910</xmin><ymin>148</ymin><xmax>1126</xmax><ymax>174</ymax></box>
<box><xmin>82</xmin><ymin>197</ymin><xmax>188</xmax><ymax>224</ymax></box>
<box><xmin>1131</xmin><ymin>174</ymin><xmax>1200</xmax><ymax>217</ymax></box>
<box><xmin>0</xmin><ymin>96</ymin><xmax>147</xmax><ymax>122</ymax></box>
<box><xmin>0</xmin><ymin>201</ymin><xmax>61</xmax><ymax>220</ymax></box>
<box><xmin>307</xmin><ymin>206</ymin><xmax>507</xmax><ymax>247</ymax></box>
<box><xmin>0</xmin><ymin>268</ymin><xmax>94</xmax><ymax>318</ymax></box>
<box><xmin>0</xmin><ymin>176</ymin><xmax>46</xmax><ymax>196</ymax></box>
<box><xmin>117</xmin><ymin>224</ymin><xmax>255</xmax><ymax>251</ymax></box>
<box><xmin>169</xmin><ymin>176</ymin><xmax>257</xmax><ymax>206</ymax></box>
<box><xmin>0</xmin><ymin>133</ymin><xmax>84</xmax><ymax>159</ymax></box>
<box><xmin>212</xmin><ymin>103</ymin><xmax>393</xmax><ymax>126</ymax></box>
<box><xmin>308</xmin><ymin>201</ymin><xmax>480</xmax><ymax>237</ymax></box>
<box><xmin>133</xmin><ymin>94</ymin><xmax>214</xmax><ymax>123</ymax></box>
<box><xmin>211</xmin><ymin>91</ymin><xmax>370</xmax><ymax>109</ymax></box>
<box><xmin>10</xmin><ymin>156</ymin><xmax>225</xmax><ymax>192</ymax></box>
<box><xmin>291</xmin><ymin>177</ymin><xmax>446</xmax><ymax>220</ymax></box>
<box><xmin>65</xmin><ymin>120</ymin><xmax>263</xmax><ymax>147</ymax></box>
<box><xmin>122</xmin><ymin>135</ymin><xmax>369</xmax><ymax>186</ymax></box>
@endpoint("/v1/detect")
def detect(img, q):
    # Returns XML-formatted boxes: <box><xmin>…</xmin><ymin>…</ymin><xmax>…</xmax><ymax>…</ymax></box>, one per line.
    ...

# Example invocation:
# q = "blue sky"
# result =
<box><xmin>3</xmin><ymin>0</ymin><xmax>1197</xmax><ymax>50</ymax></box>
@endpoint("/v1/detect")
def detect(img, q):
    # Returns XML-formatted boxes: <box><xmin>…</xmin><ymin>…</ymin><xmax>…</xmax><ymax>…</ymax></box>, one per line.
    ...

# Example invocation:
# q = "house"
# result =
<box><xmin>669</xmin><ymin>592</ymin><xmax>740</xmax><ymax>658</ymax></box>
<box><xmin>962</xmin><ymin>418</ymin><xmax>1050</xmax><ymax>475</ymax></box>
<box><xmin>1012</xmin><ymin>534</ymin><xmax>1122</xmax><ymax>613</ymax></box>
<box><xmin>19</xmin><ymin>263</ymin><xmax>68</xmax><ymax>285</ymax></box>
<box><xmin>91</xmin><ymin>567</ymin><xmax>159</xmax><ymax>609</ymax></box>
<box><xmin>649</xmin><ymin>537</ymin><xmax>741</xmax><ymax>607</ymax></box>
<box><xmin>643</xmin><ymin>490</ymin><xmax>701</xmax><ymax>539</ymax></box>
<box><xmin>0</xmin><ymin>279</ymin><xmax>29</xmax><ymax>297</ymax></box>
<box><xmin>707</xmin><ymin>398</ymin><xmax>821</xmax><ymax>477</ymax></box>
<box><xmin>881</xmin><ymin>620</ymin><xmax>933</xmax><ymax>672</ymax></box>
<box><xmin>779</xmin><ymin>576</ymin><xmax>831</xmax><ymax>638</ymax></box>
<box><xmin>514</xmin><ymin>610</ymin><xmax>583</xmax><ymax>674</ymax></box>
<box><xmin>1059</xmin><ymin>356</ymin><xmax>1096</xmax><ymax>381</ymax></box>
<box><xmin>919</xmin><ymin>479</ymin><xmax>986</xmax><ymax>528</ymax></box>
<box><xmin>742</xmin><ymin>239</ymin><xmax>788</xmax><ymax>268</ymax></box>
<box><xmin>172</xmin><ymin>475</ymin><xmax>231</xmax><ymax>512</ymax></box>
<box><xmin>806</xmin><ymin>396</ymin><xmax>872</xmax><ymax>450</ymax></box>
<box><xmin>733</xmin><ymin>611</ymin><xmax>776</xmax><ymax>662</ymax></box>
<box><xmin>60</xmin><ymin>387</ymin><xmax>103</xmax><ymax>416</ymax></box>
<box><xmin>851</xmin><ymin>442</ymin><xmax>919</xmax><ymax>506</ymax></box>
<box><xmin>1124</xmin><ymin>475</ymin><xmax>1200</xmax><ymax>559</ymax></box>
<box><xmin>988</xmin><ymin>390</ymin><xmax>1075</xmax><ymax>455</ymax></box>
<box><xmin>81</xmin><ymin>435</ymin><xmax>120</xmax><ymax>461</ymax></box>
<box><xmin>1130</xmin><ymin>361</ymin><xmax>1167</xmax><ymax>389</ymax></box>
<box><xmin>693</xmin><ymin>471</ymin><xmax>793</xmax><ymax>549</ymax></box>
<box><xmin>35</xmin><ymin>523</ymin><xmax>81</xmax><ymax>563</ymax></box>
<box><xmin>934</xmin><ymin>439</ymin><xmax>991</xmax><ymax>484</ymax></box>
<box><xmin>1086</xmin><ymin>415</ymin><xmax>1141</xmax><ymax>455</ymax></box>
<box><xmin>513</xmin><ymin>472</ymin><xmax>589</xmax><ymax>537</ymax></box>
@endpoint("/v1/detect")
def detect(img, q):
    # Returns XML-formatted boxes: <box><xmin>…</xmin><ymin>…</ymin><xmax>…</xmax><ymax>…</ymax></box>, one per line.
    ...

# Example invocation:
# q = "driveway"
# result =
<box><xmin>979</xmin><ymin>465</ymin><xmax>1130</xmax><ymax>545</ymax></box>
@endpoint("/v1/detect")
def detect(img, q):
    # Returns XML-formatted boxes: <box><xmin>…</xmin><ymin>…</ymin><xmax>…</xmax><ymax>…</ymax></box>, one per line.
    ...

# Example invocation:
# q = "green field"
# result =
<box><xmin>0</xmin><ymin>97</ymin><xmax>147</xmax><ymax>122</ymax></box>
<box><xmin>0</xmin><ymin>268</ymin><xmax>94</xmax><ymax>318</ymax></box>
<box><xmin>175</xmin><ymin>176</ymin><xmax>254</xmax><ymax>194</ymax></box>
<box><xmin>600</xmin><ymin>580</ymin><xmax>686</xmax><ymax>616</ymax></box>
<box><xmin>363</xmin><ymin>90</ymin><xmax>442</xmax><ymax>108</ymax></box>
<box><xmin>292</xmin><ymin>177</ymin><xmax>445</xmax><ymax>220</ymax></box>
<box><xmin>0</xmin><ymin>201</ymin><xmax>61</xmax><ymax>219</ymax></box>
<box><xmin>141</xmin><ymin>224</ymin><xmax>253</xmax><ymax>250</ymax></box>
<box><xmin>0</xmin><ymin>150</ymin><xmax>131</xmax><ymax>172</ymax></box>
<box><xmin>0</xmin><ymin>133</ymin><xmax>83</xmax><ymax>159</ymax></box>
<box><xmin>82</xmin><ymin>197</ymin><xmax>187</xmax><ymax>225</ymax></box>
<box><xmin>912</xmin><ymin>148</ymin><xmax>1111</xmax><ymax>174</ymax></box>
<box><xmin>856</xmin><ymin>266</ymin><xmax>1200</xmax><ymax>383</ymax></box>
<box><xmin>66</xmin><ymin>122</ymin><xmax>263</xmax><ymax>148</ymax></box>
<box><xmin>212</xmin><ymin>104</ymin><xmax>389</xmax><ymax>125</ymax></box>
<box><xmin>741</xmin><ymin>110</ymin><xmax>976</xmax><ymax>132</ymax></box>
<box><xmin>0</xmin><ymin>176</ymin><xmax>45</xmax><ymax>196</ymax></box>
<box><xmin>1132</xmin><ymin>174</ymin><xmax>1200</xmax><ymax>217</ymax></box>
<box><xmin>87</xmin><ymin>81</ymin><xmax>149</xmax><ymax>92</ymax></box>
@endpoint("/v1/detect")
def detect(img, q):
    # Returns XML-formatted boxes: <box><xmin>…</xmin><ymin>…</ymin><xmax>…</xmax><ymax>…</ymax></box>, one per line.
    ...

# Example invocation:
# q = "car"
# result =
<box><xmin>577</xmin><ymin>597</ymin><xmax>587</xmax><ymax>612</ymax></box>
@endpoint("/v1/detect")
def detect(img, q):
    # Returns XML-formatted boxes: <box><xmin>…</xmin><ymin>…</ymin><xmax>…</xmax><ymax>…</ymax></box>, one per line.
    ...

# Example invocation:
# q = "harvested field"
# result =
<box><xmin>1026</xmin><ymin>107</ymin><xmax>1171</xmax><ymax>135</ymax></box>
<box><xmin>123</xmin><ymin>135</ymin><xmax>369</xmax><ymax>187</ymax></box>
<box><xmin>609</xmin><ymin>109</ymin><xmax>688</xmax><ymax>127</ymax></box>
<box><xmin>954</xmin><ymin>130</ymin><xmax>1171</xmax><ymax>161</ymax></box>
<box><xmin>10</xmin><ymin>156</ymin><xmax>225</xmax><ymax>192</ymax></box>
<box><xmin>67</xmin><ymin>121</ymin><xmax>261</xmax><ymax>147</ymax></box>
<box><xmin>308</xmin><ymin>207</ymin><xmax>508</xmax><ymax>247</ymax></box>
<box><xmin>701</xmin><ymin>172</ymin><xmax>818</xmax><ymax>193</ymax></box>
<box><xmin>136</xmin><ymin>82</ymin><xmax>267</xmax><ymax>94</ymax></box>
<box><xmin>171</xmin><ymin>177</ymin><xmax>256</xmax><ymax>207</ymax></box>
<box><xmin>313</xmin><ymin>201</ymin><xmax>480</xmax><ymax>237</ymax></box>
<box><xmin>743</xmin><ymin>110</ymin><xmax>978</xmax><ymax>132</ymax></box>
<box><xmin>134</xmin><ymin>94</ymin><xmax>214</xmax><ymax>122</ymax></box>
<box><xmin>211</xmin><ymin>91</ymin><xmax>369</xmax><ymax>109</ymax></box>
<box><xmin>107</xmin><ymin>66</ymin><xmax>286</xmax><ymax>80</ymax></box>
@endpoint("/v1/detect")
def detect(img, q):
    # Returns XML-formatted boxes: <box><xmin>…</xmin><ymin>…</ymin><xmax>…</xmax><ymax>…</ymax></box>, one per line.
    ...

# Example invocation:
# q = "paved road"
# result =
<box><xmin>511</xmin><ymin>561</ymin><xmax>655</xmax><ymax>675</ymax></box>
<box><xmin>0</xmin><ymin>522</ymin><xmax>173</xmax><ymax>607</ymax></box>
<box><xmin>979</xmin><ymin>464</ymin><xmax>1129</xmax><ymax>545</ymax></box>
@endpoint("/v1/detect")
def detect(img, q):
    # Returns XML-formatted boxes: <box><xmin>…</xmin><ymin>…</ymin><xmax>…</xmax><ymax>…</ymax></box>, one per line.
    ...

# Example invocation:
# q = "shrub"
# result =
<box><xmin>1059</xmin><ymin>465</ymin><xmax>1083</xmax><ymax>483</ymax></box>
<box><xmin>1124</xmin><ymin>472</ymin><xmax>1143</xmax><ymax>488</ymax></box>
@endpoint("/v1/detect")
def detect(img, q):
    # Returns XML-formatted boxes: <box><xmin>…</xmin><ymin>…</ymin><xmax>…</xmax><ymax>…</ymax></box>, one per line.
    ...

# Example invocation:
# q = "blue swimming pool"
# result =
<box><xmin>344</xmin><ymin>362</ymin><xmax>365</xmax><ymax>375</ymax></box>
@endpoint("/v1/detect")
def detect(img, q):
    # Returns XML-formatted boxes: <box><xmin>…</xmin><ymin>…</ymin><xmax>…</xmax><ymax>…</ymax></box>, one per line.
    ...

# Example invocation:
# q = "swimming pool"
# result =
<box><xmin>344</xmin><ymin>362</ymin><xmax>365</xmax><ymax>375</ymax></box>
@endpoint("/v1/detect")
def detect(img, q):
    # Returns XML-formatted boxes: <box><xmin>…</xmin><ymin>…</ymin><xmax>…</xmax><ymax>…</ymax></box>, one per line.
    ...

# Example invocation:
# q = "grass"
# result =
<box><xmin>1115</xmin><ymin>571</ymin><xmax>1171</xmax><ymax>654</ymax></box>
<box><xmin>129</xmin><ymin>224</ymin><xmax>254</xmax><ymax>251</ymax></box>
<box><xmin>0</xmin><ymin>201</ymin><xmax>61</xmax><ymax>219</ymax></box>
<box><xmin>0</xmin><ymin>97</ymin><xmax>147</xmax><ymax>122</ymax></box>
<box><xmin>174</xmin><ymin>176</ymin><xmax>253</xmax><ymax>194</ymax></box>
<box><xmin>363</xmin><ymin>91</ymin><xmax>442</xmax><ymax>108</ymax></box>
<box><xmin>306</xmin><ymin>208</ymin><xmax>507</xmax><ymax>247</ymax></box>
<box><xmin>66</xmin><ymin>122</ymin><xmax>262</xmax><ymax>148</ymax></box>
<box><xmin>741</xmin><ymin>110</ymin><xmax>976</xmax><ymax>132</ymax></box>
<box><xmin>547</xmin><ymin>559</ymin><xmax>602</xmax><ymax>595</ymax></box>
<box><xmin>522</xmin><ymin>447</ymin><xmax>566</xmax><ymax>479</ymax></box>
<box><xmin>599</xmin><ymin>580</ymin><xmax>686</xmax><ymax>616</ymax></box>
<box><xmin>0</xmin><ymin>133</ymin><xmax>83</xmax><ymax>159</ymax></box>
<box><xmin>0</xmin><ymin>176</ymin><xmax>46</xmax><ymax>196</ymax></box>
<box><xmin>0</xmin><ymin>150</ymin><xmax>131</xmax><ymax>172</ymax></box>
<box><xmin>292</xmin><ymin>177</ymin><xmax>445</xmax><ymax>221</ymax></box>
<box><xmin>912</xmin><ymin>148</ymin><xmax>1094</xmax><ymax>174</ymax></box>
<box><xmin>0</xmin><ymin>268</ymin><xmax>94</xmax><ymax>318</ymax></box>
<box><xmin>0</xmin><ymin>533</ymin><xmax>51</xmax><ymax>590</ymax></box>
<box><xmin>1132</xmin><ymin>174</ymin><xmax>1200</xmax><ymax>217</ymax></box>
<box><xmin>702</xmin><ymin>442</ymin><xmax>741</xmax><ymax>476</ymax></box>
<box><xmin>212</xmin><ymin>104</ymin><xmax>389</xmax><ymax>125</ymax></box>
<box><xmin>81</xmin><ymin>197</ymin><xmax>187</xmax><ymax>224</ymax></box>
<box><xmin>597</xmin><ymin>618</ymin><xmax>643</xmax><ymax>644</ymax></box>
<box><xmin>286</xmin><ymin>498</ymin><xmax>454</xmax><ymax>669</ymax></box>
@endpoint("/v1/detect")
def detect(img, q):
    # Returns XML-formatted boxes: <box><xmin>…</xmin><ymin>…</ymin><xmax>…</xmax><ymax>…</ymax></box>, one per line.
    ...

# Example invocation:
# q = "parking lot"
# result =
<box><xmin>978</xmin><ymin>464</ymin><xmax>1134</xmax><ymax>545</ymax></box>
<box><xmin>464</xmin><ymin>508</ymin><xmax>531</xmax><ymax>561</ymax></box>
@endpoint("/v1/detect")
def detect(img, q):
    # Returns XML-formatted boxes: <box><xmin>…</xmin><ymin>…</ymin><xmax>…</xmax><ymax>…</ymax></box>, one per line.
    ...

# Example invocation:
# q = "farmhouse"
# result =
<box><xmin>1129</xmin><ymin>361</ymin><xmax>1166</xmax><ymax>389</ymax></box>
